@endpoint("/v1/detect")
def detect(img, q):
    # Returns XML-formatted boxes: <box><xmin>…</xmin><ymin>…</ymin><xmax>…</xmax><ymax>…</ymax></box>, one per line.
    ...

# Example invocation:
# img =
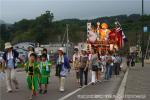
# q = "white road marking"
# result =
<box><xmin>58</xmin><ymin>82</ymin><xmax>92</xmax><ymax>100</ymax></box>
<box><xmin>115</xmin><ymin>68</ymin><xmax>129</xmax><ymax>100</ymax></box>
<box><xmin>59</xmin><ymin>73</ymin><xmax>105</xmax><ymax>100</ymax></box>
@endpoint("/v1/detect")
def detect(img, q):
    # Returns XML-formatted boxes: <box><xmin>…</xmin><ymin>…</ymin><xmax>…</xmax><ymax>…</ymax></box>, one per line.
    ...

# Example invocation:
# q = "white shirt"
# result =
<box><xmin>113</xmin><ymin>56</ymin><xmax>118</xmax><ymax>63</ymax></box>
<box><xmin>100</xmin><ymin>55</ymin><xmax>106</xmax><ymax>66</ymax></box>
<box><xmin>47</xmin><ymin>54</ymin><xmax>50</xmax><ymax>61</ymax></box>
<box><xmin>73</xmin><ymin>53</ymin><xmax>80</xmax><ymax>62</ymax></box>
<box><xmin>111</xmin><ymin>56</ymin><xmax>115</xmax><ymax>66</ymax></box>
<box><xmin>7</xmin><ymin>51</ymin><xmax>13</xmax><ymax>60</ymax></box>
<box><xmin>88</xmin><ymin>54</ymin><xmax>92</xmax><ymax>61</ymax></box>
<box><xmin>57</xmin><ymin>55</ymin><xmax>64</xmax><ymax>64</ymax></box>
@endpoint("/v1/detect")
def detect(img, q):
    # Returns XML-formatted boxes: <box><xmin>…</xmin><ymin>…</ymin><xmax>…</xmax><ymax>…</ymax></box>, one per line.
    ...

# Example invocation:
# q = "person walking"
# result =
<box><xmin>2</xmin><ymin>42</ymin><xmax>21</xmax><ymax>92</ymax></box>
<box><xmin>90</xmin><ymin>49</ymin><xmax>99</xmax><ymax>85</ymax></box>
<box><xmin>72</xmin><ymin>48</ymin><xmax>80</xmax><ymax>85</ymax></box>
<box><xmin>25</xmin><ymin>53</ymin><xmax>40</xmax><ymax>100</ymax></box>
<box><xmin>0</xmin><ymin>60</ymin><xmax>5</xmax><ymax>80</ymax></box>
<box><xmin>55</xmin><ymin>48</ymin><xmax>70</xmax><ymax>92</ymax></box>
<box><xmin>42</xmin><ymin>48</ymin><xmax>50</xmax><ymax>61</ymax></box>
<box><xmin>126</xmin><ymin>53</ymin><xmax>131</xmax><ymax>67</ymax></box>
<box><xmin>97</xmin><ymin>51</ymin><xmax>102</xmax><ymax>82</ymax></box>
<box><xmin>39</xmin><ymin>54</ymin><xmax>51</xmax><ymax>94</ymax></box>
<box><xmin>131</xmin><ymin>53</ymin><xmax>135</xmax><ymax>67</ymax></box>
<box><xmin>100</xmin><ymin>52</ymin><xmax>107</xmax><ymax>73</ymax></box>
<box><xmin>79</xmin><ymin>49</ymin><xmax>89</xmax><ymax>88</ymax></box>
<box><xmin>27</xmin><ymin>46</ymin><xmax>35</xmax><ymax>60</ymax></box>
<box><xmin>105</xmin><ymin>51</ymin><xmax>113</xmax><ymax>80</ymax></box>
<box><xmin>114</xmin><ymin>54</ymin><xmax>121</xmax><ymax>77</ymax></box>
<box><xmin>109</xmin><ymin>53</ymin><xmax>115</xmax><ymax>78</ymax></box>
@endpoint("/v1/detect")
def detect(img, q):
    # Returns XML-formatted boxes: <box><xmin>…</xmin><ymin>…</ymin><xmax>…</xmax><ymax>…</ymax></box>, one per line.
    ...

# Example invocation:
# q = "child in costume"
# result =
<box><xmin>37</xmin><ymin>55</ymin><xmax>41</xmax><ymax>64</ymax></box>
<box><xmin>25</xmin><ymin>53</ymin><xmax>40</xmax><ymax>100</ymax></box>
<box><xmin>39</xmin><ymin>54</ymin><xmax>51</xmax><ymax>94</ymax></box>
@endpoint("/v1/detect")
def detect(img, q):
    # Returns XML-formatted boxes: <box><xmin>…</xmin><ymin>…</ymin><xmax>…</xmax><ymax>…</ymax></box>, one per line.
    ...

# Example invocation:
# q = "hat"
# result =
<box><xmin>28</xmin><ymin>45</ymin><xmax>34</xmax><ymax>49</ymax></box>
<box><xmin>5</xmin><ymin>42</ymin><xmax>13</xmax><ymax>49</ymax></box>
<box><xmin>74</xmin><ymin>47</ymin><xmax>79</xmax><ymax>51</ymax></box>
<box><xmin>58</xmin><ymin>47</ymin><xmax>64</xmax><ymax>52</ymax></box>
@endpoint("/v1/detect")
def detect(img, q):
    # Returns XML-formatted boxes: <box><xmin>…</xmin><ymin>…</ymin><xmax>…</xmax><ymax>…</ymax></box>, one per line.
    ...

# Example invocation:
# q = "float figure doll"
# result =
<box><xmin>87</xmin><ymin>26</ymin><xmax>97</xmax><ymax>44</ymax></box>
<box><xmin>99</xmin><ymin>23</ymin><xmax>111</xmax><ymax>45</ymax></box>
<box><xmin>108</xmin><ymin>28</ymin><xmax>118</xmax><ymax>51</ymax></box>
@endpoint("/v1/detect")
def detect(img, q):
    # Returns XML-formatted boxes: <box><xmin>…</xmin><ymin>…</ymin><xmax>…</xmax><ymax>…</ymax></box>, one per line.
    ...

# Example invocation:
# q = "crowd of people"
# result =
<box><xmin>0</xmin><ymin>42</ymin><xmax>71</xmax><ymax>100</ymax></box>
<box><xmin>72</xmin><ymin>47</ymin><xmax>123</xmax><ymax>88</ymax></box>
<box><xmin>0</xmin><ymin>42</ymin><xmax>124</xmax><ymax>100</ymax></box>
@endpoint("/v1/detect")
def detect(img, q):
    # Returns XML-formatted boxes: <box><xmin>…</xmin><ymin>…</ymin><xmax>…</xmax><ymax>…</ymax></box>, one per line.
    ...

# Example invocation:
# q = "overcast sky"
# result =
<box><xmin>0</xmin><ymin>0</ymin><xmax>150</xmax><ymax>23</ymax></box>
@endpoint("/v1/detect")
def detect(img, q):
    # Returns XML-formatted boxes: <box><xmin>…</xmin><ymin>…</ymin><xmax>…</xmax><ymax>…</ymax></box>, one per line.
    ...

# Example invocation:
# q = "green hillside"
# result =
<box><xmin>0</xmin><ymin>11</ymin><xmax>150</xmax><ymax>50</ymax></box>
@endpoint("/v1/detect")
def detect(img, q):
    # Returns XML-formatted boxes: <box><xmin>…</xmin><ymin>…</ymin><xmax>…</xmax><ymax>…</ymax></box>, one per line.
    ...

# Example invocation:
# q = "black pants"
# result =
<box><xmin>114</xmin><ymin>63</ymin><xmax>120</xmax><ymax>75</ymax></box>
<box><xmin>56</xmin><ymin>64</ymin><xmax>62</xmax><ymax>77</ymax></box>
<box><xmin>76</xmin><ymin>71</ymin><xmax>80</xmax><ymax>80</ymax></box>
<box><xmin>127</xmin><ymin>61</ymin><xmax>130</xmax><ymax>67</ymax></box>
<box><xmin>79</xmin><ymin>68</ymin><xmax>88</xmax><ymax>86</ymax></box>
<box><xmin>131</xmin><ymin>61</ymin><xmax>135</xmax><ymax>67</ymax></box>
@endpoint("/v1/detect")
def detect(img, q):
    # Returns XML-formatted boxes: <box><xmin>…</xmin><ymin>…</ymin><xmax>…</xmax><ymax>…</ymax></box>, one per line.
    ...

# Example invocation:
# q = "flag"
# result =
<box><xmin>115</xmin><ymin>20</ymin><xmax>128</xmax><ymax>48</ymax></box>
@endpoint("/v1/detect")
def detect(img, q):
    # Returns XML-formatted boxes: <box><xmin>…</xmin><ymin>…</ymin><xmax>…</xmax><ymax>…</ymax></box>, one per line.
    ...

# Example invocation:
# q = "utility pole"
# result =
<box><xmin>141</xmin><ymin>0</ymin><xmax>144</xmax><ymax>67</ymax></box>
<box><xmin>66</xmin><ymin>24</ymin><xmax>69</xmax><ymax>57</ymax></box>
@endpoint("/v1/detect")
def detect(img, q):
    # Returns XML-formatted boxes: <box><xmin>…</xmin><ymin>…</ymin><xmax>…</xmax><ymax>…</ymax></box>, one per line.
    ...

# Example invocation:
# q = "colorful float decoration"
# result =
<box><xmin>87</xmin><ymin>19</ymin><xmax>127</xmax><ymax>53</ymax></box>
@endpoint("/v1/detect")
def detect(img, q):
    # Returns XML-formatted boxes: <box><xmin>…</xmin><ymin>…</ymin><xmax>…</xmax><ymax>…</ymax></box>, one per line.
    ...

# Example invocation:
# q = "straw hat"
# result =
<box><xmin>5</xmin><ymin>42</ymin><xmax>13</xmax><ymax>49</ymax></box>
<box><xmin>58</xmin><ymin>47</ymin><xmax>64</xmax><ymax>52</ymax></box>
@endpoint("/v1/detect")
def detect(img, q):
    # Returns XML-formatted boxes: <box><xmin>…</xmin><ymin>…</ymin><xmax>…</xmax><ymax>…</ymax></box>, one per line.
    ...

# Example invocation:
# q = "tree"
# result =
<box><xmin>35</xmin><ymin>11</ymin><xmax>54</xmax><ymax>28</ymax></box>
<box><xmin>0</xmin><ymin>24</ymin><xmax>9</xmax><ymax>42</ymax></box>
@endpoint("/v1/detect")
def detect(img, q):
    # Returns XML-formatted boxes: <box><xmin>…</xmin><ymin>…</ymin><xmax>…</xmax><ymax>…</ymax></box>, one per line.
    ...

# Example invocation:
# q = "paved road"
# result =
<box><xmin>124</xmin><ymin>63</ymin><xmax>150</xmax><ymax>100</ymax></box>
<box><xmin>0</xmin><ymin>66</ymin><xmax>125</xmax><ymax>100</ymax></box>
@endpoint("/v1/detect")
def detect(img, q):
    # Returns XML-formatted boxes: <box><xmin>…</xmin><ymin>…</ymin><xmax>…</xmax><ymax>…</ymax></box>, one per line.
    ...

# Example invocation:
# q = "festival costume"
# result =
<box><xmin>25</xmin><ymin>62</ymin><xmax>40</xmax><ymax>92</ymax></box>
<box><xmin>39</xmin><ymin>61</ymin><xmax>51</xmax><ymax>84</ymax></box>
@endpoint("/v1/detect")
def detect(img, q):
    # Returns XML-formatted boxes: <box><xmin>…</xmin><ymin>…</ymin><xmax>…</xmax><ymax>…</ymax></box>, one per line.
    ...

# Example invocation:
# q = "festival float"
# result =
<box><xmin>86</xmin><ymin>19</ymin><xmax>127</xmax><ymax>54</ymax></box>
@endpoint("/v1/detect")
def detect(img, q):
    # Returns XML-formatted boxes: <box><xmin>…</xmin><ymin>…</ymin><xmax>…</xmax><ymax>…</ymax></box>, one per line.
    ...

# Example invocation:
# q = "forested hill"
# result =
<box><xmin>0</xmin><ymin>11</ymin><xmax>150</xmax><ymax>50</ymax></box>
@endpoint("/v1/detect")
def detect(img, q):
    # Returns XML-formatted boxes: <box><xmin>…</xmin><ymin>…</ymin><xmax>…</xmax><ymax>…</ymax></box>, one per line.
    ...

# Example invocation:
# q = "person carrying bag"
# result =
<box><xmin>90</xmin><ymin>49</ymin><xmax>100</xmax><ymax>84</ymax></box>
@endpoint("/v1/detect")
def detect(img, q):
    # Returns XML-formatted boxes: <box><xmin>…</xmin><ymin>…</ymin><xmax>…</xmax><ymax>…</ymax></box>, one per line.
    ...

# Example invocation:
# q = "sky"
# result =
<box><xmin>0</xmin><ymin>0</ymin><xmax>150</xmax><ymax>23</ymax></box>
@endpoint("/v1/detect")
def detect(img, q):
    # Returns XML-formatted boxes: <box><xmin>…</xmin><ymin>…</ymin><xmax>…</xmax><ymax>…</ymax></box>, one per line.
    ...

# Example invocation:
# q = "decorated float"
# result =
<box><xmin>86</xmin><ymin>19</ymin><xmax>127</xmax><ymax>54</ymax></box>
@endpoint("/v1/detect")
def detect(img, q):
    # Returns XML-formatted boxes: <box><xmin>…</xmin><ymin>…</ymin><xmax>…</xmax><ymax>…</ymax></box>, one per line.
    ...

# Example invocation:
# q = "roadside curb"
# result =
<box><xmin>115</xmin><ymin>68</ymin><xmax>129</xmax><ymax>100</ymax></box>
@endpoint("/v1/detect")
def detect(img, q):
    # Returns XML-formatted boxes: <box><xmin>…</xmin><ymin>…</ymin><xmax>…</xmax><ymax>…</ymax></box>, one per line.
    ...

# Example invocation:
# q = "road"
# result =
<box><xmin>0</xmin><ymin>66</ymin><xmax>125</xmax><ymax>100</ymax></box>
<box><xmin>124</xmin><ymin>63</ymin><xmax>150</xmax><ymax>100</ymax></box>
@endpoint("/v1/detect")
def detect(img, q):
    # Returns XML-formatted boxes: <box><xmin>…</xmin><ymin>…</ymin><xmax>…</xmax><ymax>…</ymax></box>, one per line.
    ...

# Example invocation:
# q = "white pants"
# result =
<box><xmin>91</xmin><ymin>71</ymin><xmax>96</xmax><ymax>83</ymax></box>
<box><xmin>5</xmin><ymin>68</ymin><xmax>19</xmax><ymax>91</ymax></box>
<box><xmin>59</xmin><ymin>77</ymin><xmax>65</xmax><ymax>91</ymax></box>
